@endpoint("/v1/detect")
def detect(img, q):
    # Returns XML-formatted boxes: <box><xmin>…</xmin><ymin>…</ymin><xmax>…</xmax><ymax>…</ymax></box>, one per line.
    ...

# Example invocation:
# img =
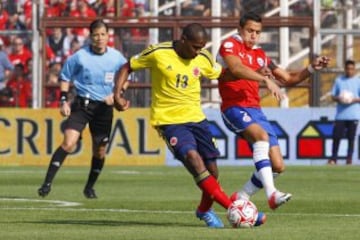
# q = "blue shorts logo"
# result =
<box><xmin>241</xmin><ymin>111</ymin><xmax>251</xmax><ymax>122</ymax></box>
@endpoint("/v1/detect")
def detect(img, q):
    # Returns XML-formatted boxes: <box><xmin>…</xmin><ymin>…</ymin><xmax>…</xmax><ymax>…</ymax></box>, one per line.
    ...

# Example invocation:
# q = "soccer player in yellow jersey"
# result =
<box><xmin>114</xmin><ymin>23</ymin><xmax>271</xmax><ymax>228</ymax></box>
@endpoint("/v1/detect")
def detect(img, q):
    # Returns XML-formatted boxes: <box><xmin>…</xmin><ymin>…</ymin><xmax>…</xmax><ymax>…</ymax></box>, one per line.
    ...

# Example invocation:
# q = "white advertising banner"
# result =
<box><xmin>166</xmin><ymin>107</ymin><xmax>359</xmax><ymax>166</ymax></box>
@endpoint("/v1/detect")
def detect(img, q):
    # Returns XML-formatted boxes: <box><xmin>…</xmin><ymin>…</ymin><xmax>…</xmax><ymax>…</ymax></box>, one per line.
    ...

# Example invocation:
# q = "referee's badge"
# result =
<box><xmin>170</xmin><ymin>136</ymin><xmax>178</xmax><ymax>146</ymax></box>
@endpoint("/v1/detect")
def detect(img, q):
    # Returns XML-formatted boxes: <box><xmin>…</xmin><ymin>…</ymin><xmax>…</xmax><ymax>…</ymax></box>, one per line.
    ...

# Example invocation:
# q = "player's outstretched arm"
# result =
<box><xmin>273</xmin><ymin>56</ymin><xmax>331</xmax><ymax>87</ymax></box>
<box><xmin>113</xmin><ymin>64</ymin><xmax>131</xmax><ymax>111</ymax></box>
<box><xmin>219</xmin><ymin>55</ymin><xmax>284</xmax><ymax>101</ymax></box>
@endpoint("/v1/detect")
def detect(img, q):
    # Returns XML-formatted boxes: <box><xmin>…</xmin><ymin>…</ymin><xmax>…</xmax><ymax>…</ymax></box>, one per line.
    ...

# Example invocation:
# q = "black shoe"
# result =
<box><xmin>38</xmin><ymin>183</ymin><xmax>51</xmax><ymax>197</ymax></box>
<box><xmin>83</xmin><ymin>188</ymin><xmax>97</xmax><ymax>199</ymax></box>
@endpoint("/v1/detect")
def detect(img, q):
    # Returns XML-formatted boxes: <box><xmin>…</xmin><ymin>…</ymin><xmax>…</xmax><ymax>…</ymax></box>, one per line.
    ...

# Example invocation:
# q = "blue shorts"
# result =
<box><xmin>222</xmin><ymin>106</ymin><xmax>279</xmax><ymax>147</ymax></box>
<box><xmin>156</xmin><ymin>120</ymin><xmax>220</xmax><ymax>162</ymax></box>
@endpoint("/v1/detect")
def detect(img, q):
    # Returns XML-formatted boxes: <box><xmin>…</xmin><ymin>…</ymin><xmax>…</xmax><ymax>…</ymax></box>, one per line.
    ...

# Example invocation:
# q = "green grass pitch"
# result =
<box><xmin>0</xmin><ymin>165</ymin><xmax>359</xmax><ymax>240</ymax></box>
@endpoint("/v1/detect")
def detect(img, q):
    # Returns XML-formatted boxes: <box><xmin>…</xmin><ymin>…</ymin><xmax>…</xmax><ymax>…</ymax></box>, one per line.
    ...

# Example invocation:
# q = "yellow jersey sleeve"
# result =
<box><xmin>130</xmin><ymin>44</ymin><xmax>156</xmax><ymax>70</ymax></box>
<box><xmin>198</xmin><ymin>49</ymin><xmax>223</xmax><ymax>80</ymax></box>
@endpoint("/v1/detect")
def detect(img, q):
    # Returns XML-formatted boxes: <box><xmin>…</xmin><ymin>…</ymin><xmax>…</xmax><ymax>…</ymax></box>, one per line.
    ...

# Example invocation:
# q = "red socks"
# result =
<box><xmin>197</xmin><ymin>191</ymin><xmax>214</xmax><ymax>212</ymax></box>
<box><xmin>197</xmin><ymin>174</ymin><xmax>232</xmax><ymax>209</ymax></box>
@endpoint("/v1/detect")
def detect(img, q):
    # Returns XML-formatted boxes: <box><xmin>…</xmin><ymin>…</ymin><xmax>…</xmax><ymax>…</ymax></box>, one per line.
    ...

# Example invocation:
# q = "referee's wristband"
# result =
<box><xmin>307</xmin><ymin>64</ymin><xmax>315</xmax><ymax>74</ymax></box>
<box><xmin>60</xmin><ymin>91</ymin><xmax>68</xmax><ymax>103</ymax></box>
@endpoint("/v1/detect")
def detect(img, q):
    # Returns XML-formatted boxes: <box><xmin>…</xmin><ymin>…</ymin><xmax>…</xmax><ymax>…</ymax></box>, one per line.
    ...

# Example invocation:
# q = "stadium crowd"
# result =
<box><xmin>0</xmin><ymin>0</ymin><xmax>347</xmax><ymax>108</ymax></box>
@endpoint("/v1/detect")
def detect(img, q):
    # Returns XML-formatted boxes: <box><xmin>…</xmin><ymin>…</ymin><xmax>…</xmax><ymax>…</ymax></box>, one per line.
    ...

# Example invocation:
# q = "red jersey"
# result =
<box><xmin>0</xmin><ymin>10</ymin><xmax>9</xmax><ymax>30</ymax></box>
<box><xmin>6</xmin><ymin>77</ymin><xmax>32</xmax><ymax>108</ymax></box>
<box><xmin>8</xmin><ymin>48</ymin><xmax>32</xmax><ymax>73</ymax></box>
<box><xmin>218</xmin><ymin>34</ymin><xmax>271</xmax><ymax>110</ymax></box>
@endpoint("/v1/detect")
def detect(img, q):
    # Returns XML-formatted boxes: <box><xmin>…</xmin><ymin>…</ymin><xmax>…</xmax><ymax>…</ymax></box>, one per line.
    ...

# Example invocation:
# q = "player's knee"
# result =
<box><xmin>249</xmin><ymin>128</ymin><xmax>269</xmax><ymax>142</ymax></box>
<box><xmin>183</xmin><ymin>150</ymin><xmax>207</xmax><ymax>174</ymax></box>
<box><xmin>61</xmin><ymin>141</ymin><xmax>77</xmax><ymax>153</ymax></box>
<box><xmin>257</xmin><ymin>132</ymin><xmax>269</xmax><ymax>142</ymax></box>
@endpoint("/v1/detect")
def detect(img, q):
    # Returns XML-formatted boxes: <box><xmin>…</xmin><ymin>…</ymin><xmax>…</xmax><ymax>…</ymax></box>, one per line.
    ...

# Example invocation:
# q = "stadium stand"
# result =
<box><xmin>0</xmin><ymin>0</ymin><xmax>359</xmax><ymax>108</ymax></box>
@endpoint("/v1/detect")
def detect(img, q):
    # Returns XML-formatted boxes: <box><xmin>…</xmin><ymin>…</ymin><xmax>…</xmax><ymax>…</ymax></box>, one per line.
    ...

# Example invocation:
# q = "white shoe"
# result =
<box><xmin>268</xmin><ymin>190</ymin><xmax>292</xmax><ymax>210</ymax></box>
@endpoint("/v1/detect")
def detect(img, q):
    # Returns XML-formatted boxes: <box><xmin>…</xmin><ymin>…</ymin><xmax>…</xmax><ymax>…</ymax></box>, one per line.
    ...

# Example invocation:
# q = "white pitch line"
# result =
<box><xmin>0</xmin><ymin>198</ymin><xmax>82</xmax><ymax>207</ymax></box>
<box><xmin>1</xmin><ymin>206</ymin><xmax>360</xmax><ymax>218</ymax></box>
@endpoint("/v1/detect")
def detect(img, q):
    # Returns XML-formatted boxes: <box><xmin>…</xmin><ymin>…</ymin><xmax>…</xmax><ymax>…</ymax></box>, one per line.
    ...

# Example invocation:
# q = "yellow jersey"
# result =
<box><xmin>130</xmin><ymin>41</ymin><xmax>222</xmax><ymax>126</ymax></box>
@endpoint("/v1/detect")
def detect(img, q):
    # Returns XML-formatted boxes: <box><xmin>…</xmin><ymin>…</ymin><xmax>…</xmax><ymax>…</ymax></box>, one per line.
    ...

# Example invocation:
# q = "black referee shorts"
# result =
<box><xmin>64</xmin><ymin>96</ymin><xmax>113</xmax><ymax>145</ymax></box>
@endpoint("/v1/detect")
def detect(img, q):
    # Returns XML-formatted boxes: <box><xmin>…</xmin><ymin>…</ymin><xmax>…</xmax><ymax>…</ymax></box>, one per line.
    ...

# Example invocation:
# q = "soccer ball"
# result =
<box><xmin>227</xmin><ymin>199</ymin><xmax>258</xmax><ymax>228</ymax></box>
<box><xmin>339</xmin><ymin>90</ymin><xmax>353</xmax><ymax>104</ymax></box>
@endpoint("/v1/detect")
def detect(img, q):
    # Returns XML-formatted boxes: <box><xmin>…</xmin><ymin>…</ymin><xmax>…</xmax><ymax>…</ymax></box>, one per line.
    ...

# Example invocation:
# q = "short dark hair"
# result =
<box><xmin>239</xmin><ymin>12</ymin><xmax>262</xmax><ymax>27</ymax></box>
<box><xmin>182</xmin><ymin>23</ymin><xmax>207</xmax><ymax>41</ymax></box>
<box><xmin>345</xmin><ymin>59</ymin><xmax>355</xmax><ymax>67</ymax></box>
<box><xmin>89</xmin><ymin>19</ymin><xmax>109</xmax><ymax>34</ymax></box>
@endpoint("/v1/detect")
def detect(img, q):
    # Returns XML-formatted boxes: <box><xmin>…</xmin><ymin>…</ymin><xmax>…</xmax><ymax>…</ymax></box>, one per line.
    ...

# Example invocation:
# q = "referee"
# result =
<box><xmin>38</xmin><ymin>19</ymin><xmax>127</xmax><ymax>199</ymax></box>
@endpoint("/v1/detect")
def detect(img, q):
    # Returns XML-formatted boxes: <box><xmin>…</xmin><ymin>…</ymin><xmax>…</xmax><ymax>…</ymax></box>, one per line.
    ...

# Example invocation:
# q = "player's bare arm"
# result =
<box><xmin>113</xmin><ymin>64</ymin><xmax>131</xmax><ymax>111</ymax></box>
<box><xmin>220</xmin><ymin>55</ymin><xmax>284</xmax><ymax>101</ymax></box>
<box><xmin>272</xmin><ymin>56</ymin><xmax>330</xmax><ymax>87</ymax></box>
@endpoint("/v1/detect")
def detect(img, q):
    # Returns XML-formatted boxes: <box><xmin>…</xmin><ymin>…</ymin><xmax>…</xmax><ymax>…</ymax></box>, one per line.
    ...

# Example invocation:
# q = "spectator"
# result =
<box><xmin>0</xmin><ymin>87</ymin><xmax>13</xmax><ymax>107</ymax></box>
<box><xmin>241</xmin><ymin>0</ymin><xmax>266</xmax><ymax>15</ymax></box>
<box><xmin>321</xmin><ymin>0</ymin><xmax>337</xmax><ymax>28</ymax></box>
<box><xmin>47</xmin><ymin>27</ymin><xmax>66</xmax><ymax>60</ymax></box>
<box><xmin>121</xmin><ymin>0</ymin><xmax>135</xmax><ymax>17</ymax></box>
<box><xmin>69</xmin><ymin>0</ymin><xmax>96</xmax><ymax>45</ymax></box>
<box><xmin>222</xmin><ymin>0</ymin><xmax>241</xmax><ymax>17</ymax></box>
<box><xmin>45</xmin><ymin>0</ymin><xmax>67</xmax><ymax>17</ymax></box>
<box><xmin>290</xmin><ymin>0</ymin><xmax>312</xmax><ymax>16</ymax></box>
<box><xmin>6</xmin><ymin>12</ymin><xmax>27</xmax><ymax>31</ymax></box>
<box><xmin>328</xmin><ymin>60</ymin><xmax>360</xmax><ymax>165</ymax></box>
<box><xmin>45</xmin><ymin>43</ymin><xmax>56</xmax><ymax>67</ymax></box>
<box><xmin>6</xmin><ymin>63</ymin><xmax>32</xmax><ymax>108</ymax></box>
<box><xmin>0</xmin><ymin>38</ymin><xmax>14</xmax><ymax>90</ymax></box>
<box><xmin>90</xmin><ymin>0</ymin><xmax>108</xmax><ymax>16</ymax></box>
<box><xmin>21</xmin><ymin>0</ymin><xmax>32</xmax><ymax>29</ymax></box>
<box><xmin>8</xmin><ymin>37</ymin><xmax>32</xmax><ymax>74</ymax></box>
<box><xmin>64</xmin><ymin>37</ymin><xmax>81</xmax><ymax>60</ymax></box>
<box><xmin>265</xmin><ymin>0</ymin><xmax>279</xmax><ymax>11</ymax></box>
<box><xmin>181</xmin><ymin>0</ymin><xmax>211</xmax><ymax>16</ymax></box>
<box><xmin>45</xmin><ymin>62</ymin><xmax>62</xmax><ymax>108</ymax></box>
<box><xmin>131</xmin><ymin>3</ymin><xmax>149</xmax><ymax>40</ymax></box>
<box><xmin>69</xmin><ymin>0</ymin><xmax>97</xmax><ymax>17</ymax></box>
<box><xmin>159</xmin><ymin>0</ymin><xmax>175</xmax><ymax>16</ymax></box>
<box><xmin>0</xmin><ymin>2</ymin><xmax>9</xmax><ymax>30</ymax></box>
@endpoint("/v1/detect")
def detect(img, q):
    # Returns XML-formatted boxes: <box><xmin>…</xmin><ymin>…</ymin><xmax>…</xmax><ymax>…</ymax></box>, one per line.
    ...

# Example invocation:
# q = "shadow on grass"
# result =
<box><xmin>4</xmin><ymin>219</ymin><xmax>202</xmax><ymax>228</ymax></box>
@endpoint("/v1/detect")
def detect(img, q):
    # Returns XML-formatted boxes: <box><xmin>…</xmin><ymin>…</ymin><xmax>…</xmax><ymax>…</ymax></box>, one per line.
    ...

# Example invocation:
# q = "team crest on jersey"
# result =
<box><xmin>193</xmin><ymin>67</ymin><xmax>200</xmax><ymax>77</ymax></box>
<box><xmin>170</xmin><ymin>137</ymin><xmax>178</xmax><ymax>146</ymax></box>
<box><xmin>224</xmin><ymin>41</ymin><xmax>234</xmax><ymax>48</ymax></box>
<box><xmin>257</xmin><ymin>57</ymin><xmax>265</xmax><ymax>67</ymax></box>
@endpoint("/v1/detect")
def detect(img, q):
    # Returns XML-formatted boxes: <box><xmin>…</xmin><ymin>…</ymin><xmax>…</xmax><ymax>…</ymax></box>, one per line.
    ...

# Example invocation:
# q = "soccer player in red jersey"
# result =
<box><xmin>218</xmin><ymin>12</ymin><xmax>330</xmax><ymax>209</ymax></box>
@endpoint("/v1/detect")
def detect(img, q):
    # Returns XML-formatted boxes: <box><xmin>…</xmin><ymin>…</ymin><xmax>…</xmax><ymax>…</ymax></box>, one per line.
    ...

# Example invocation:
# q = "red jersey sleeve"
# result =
<box><xmin>219</xmin><ymin>38</ymin><xmax>240</xmax><ymax>58</ymax></box>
